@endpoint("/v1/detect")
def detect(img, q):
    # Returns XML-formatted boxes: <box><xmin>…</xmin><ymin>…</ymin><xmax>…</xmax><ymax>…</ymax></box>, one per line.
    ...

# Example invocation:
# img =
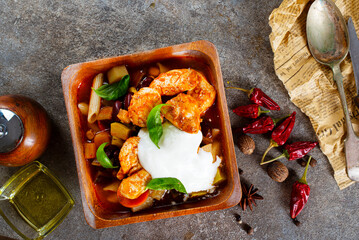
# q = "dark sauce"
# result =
<box><xmin>77</xmin><ymin>56</ymin><xmax>226</xmax><ymax>213</ymax></box>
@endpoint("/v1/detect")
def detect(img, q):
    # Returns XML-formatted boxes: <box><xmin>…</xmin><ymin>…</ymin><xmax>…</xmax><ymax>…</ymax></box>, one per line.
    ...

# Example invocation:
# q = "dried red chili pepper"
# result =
<box><xmin>243</xmin><ymin>116</ymin><xmax>274</xmax><ymax>134</ymax></box>
<box><xmin>242</xmin><ymin>115</ymin><xmax>289</xmax><ymax>134</ymax></box>
<box><xmin>290</xmin><ymin>156</ymin><xmax>311</xmax><ymax>219</ymax></box>
<box><xmin>233</xmin><ymin>104</ymin><xmax>270</xmax><ymax>119</ymax></box>
<box><xmin>228</xmin><ymin>87</ymin><xmax>280</xmax><ymax>110</ymax></box>
<box><xmin>260</xmin><ymin>112</ymin><xmax>296</xmax><ymax>164</ymax></box>
<box><xmin>261</xmin><ymin>141</ymin><xmax>318</xmax><ymax>165</ymax></box>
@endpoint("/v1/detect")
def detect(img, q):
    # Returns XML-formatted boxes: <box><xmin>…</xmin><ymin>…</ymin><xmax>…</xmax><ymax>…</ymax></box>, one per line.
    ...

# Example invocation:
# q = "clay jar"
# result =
<box><xmin>0</xmin><ymin>95</ymin><xmax>50</xmax><ymax>167</ymax></box>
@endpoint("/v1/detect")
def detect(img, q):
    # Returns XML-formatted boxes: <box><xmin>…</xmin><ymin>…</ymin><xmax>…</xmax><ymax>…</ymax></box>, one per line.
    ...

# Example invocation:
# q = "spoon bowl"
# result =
<box><xmin>307</xmin><ymin>0</ymin><xmax>359</xmax><ymax>181</ymax></box>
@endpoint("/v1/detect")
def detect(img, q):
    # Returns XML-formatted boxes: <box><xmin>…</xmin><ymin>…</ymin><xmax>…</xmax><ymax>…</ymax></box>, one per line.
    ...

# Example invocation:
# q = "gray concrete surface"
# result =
<box><xmin>0</xmin><ymin>0</ymin><xmax>358</xmax><ymax>239</ymax></box>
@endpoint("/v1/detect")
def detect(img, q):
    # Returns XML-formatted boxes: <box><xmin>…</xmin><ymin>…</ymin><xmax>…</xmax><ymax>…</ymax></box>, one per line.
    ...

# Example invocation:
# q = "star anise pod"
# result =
<box><xmin>239</xmin><ymin>182</ymin><xmax>263</xmax><ymax>211</ymax></box>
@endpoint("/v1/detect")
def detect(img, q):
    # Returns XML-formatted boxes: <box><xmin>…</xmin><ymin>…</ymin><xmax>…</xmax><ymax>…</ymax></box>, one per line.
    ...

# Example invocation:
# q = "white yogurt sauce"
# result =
<box><xmin>138</xmin><ymin>122</ymin><xmax>221</xmax><ymax>193</ymax></box>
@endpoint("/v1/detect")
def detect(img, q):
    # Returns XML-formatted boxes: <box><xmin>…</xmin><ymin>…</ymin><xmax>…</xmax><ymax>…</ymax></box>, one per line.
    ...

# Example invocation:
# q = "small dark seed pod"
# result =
<box><xmin>297</xmin><ymin>158</ymin><xmax>307</xmax><ymax>167</ymax></box>
<box><xmin>267</xmin><ymin>161</ymin><xmax>289</xmax><ymax>182</ymax></box>
<box><xmin>238</xmin><ymin>134</ymin><xmax>255</xmax><ymax>155</ymax></box>
<box><xmin>242</xmin><ymin>223</ymin><xmax>254</xmax><ymax>235</ymax></box>
<box><xmin>310</xmin><ymin>158</ymin><xmax>317</xmax><ymax>167</ymax></box>
<box><xmin>293</xmin><ymin>218</ymin><xmax>301</xmax><ymax>226</ymax></box>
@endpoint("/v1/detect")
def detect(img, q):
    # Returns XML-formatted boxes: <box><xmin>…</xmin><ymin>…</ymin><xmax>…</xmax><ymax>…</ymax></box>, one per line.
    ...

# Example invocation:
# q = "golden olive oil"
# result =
<box><xmin>11</xmin><ymin>171</ymin><xmax>68</xmax><ymax>230</ymax></box>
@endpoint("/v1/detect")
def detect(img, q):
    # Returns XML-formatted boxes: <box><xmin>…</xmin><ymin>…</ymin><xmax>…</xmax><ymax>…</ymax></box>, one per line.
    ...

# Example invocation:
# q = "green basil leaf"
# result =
<box><xmin>93</xmin><ymin>75</ymin><xmax>130</xmax><ymax>100</ymax></box>
<box><xmin>146</xmin><ymin>177</ymin><xmax>187</xmax><ymax>193</ymax></box>
<box><xmin>147</xmin><ymin>104</ymin><xmax>168</xmax><ymax>148</ymax></box>
<box><xmin>96</xmin><ymin>142</ymin><xmax>119</xmax><ymax>169</ymax></box>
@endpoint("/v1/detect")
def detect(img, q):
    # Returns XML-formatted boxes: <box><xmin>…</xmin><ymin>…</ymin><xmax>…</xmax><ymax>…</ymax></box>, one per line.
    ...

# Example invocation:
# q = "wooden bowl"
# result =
<box><xmin>61</xmin><ymin>40</ymin><xmax>241</xmax><ymax>229</ymax></box>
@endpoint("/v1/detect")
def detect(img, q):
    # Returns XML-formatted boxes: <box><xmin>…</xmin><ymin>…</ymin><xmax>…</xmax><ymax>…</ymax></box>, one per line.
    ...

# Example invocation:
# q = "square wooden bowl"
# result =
<box><xmin>61</xmin><ymin>40</ymin><xmax>241</xmax><ymax>229</ymax></box>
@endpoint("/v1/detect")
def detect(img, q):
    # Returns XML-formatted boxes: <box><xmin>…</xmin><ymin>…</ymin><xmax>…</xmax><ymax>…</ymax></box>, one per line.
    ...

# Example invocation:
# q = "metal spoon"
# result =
<box><xmin>307</xmin><ymin>0</ymin><xmax>359</xmax><ymax>181</ymax></box>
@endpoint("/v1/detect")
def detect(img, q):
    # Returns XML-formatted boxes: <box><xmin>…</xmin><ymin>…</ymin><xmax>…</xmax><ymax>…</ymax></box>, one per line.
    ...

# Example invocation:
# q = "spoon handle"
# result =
<box><xmin>332</xmin><ymin>64</ymin><xmax>354</xmax><ymax>132</ymax></box>
<box><xmin>332</xmin><ymin>64</ymin><xmax>359</xmax><ymax>181</ymax></box>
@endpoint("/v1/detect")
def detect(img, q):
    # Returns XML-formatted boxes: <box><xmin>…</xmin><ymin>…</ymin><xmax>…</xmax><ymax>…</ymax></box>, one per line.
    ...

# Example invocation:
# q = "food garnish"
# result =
<box><xmin>145</xmin><ymin>177</ymin><xmax>187</xmax><ymax>194</ymax></box>
<box><xmin>260</xmin><ymin>111</ymin><xmax>296</xmax><ymax>164</ymax></box>
<box><xmin>146</xmin><ymin>104</ymin><xmax>168</xmax><ymax>148</ymax></box>
<box><xmin>228</xmin><ymin>87</ymin><xmax>280</xmax><ymax>110</ymax></box>
<box><xmin>233</xmin><ymin>104</ymin><xmax>270</xmax><ymax>119</ymax></box>
<box><xmin>262</xmin><ymin>141</ymin><xmax>318</xmax><ymax>165</ymax></box>
<box><xmin>234</xmin><ymin>214</ymin><xmax>254</xmax><ymax>235</ymax></box>
<box><xmin>117</xmin><ymin>189</ymin><xmax>149</xmax><ymax>208</ymax></box>
<box><xmin>239</xmin><ymin>182</ymin><xmax>263</xmax><ymax>211</ymax></box>
<box><xmin>290</xmin><ymin>156</ymin><xmax>312</xmax><ymax>220</ymax></box>
<box><xmin>93</xmin><ymin>75</ymin><xmax>130</xmax><ymax>100</ymax></box>
<box><xmin>237</xmin><ymin>134</ymin><xmax>255</xmax><ymax>155</ymax></box>
<box><xmin>242</xmin><ymin>115</ymin><xmax>288</xmax><ymax>134</ymax></box>
<box><xmin>267</xmin><ymin>161</ymin><xmax>289</xmax><ymax>182</ymax></box>
<box><xmin>96</xmin><ymin>142</ymin><xmax>119</xmax><ymax>169</ymax></box>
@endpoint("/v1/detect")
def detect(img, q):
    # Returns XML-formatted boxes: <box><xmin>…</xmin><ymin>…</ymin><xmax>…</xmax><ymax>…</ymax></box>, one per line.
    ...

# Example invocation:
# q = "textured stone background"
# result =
<box><xmin>1</xmin><ymin>0</ymin><xmax>358</xmax><ymax>239</ymax></box>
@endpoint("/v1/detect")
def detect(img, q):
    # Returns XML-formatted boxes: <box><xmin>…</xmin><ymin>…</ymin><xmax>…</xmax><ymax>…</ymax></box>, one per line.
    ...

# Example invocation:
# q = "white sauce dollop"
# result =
<box><xmin>138</xmin><ymin>122</ymin><xmax>220</xmax><ymax>193</ymax></box>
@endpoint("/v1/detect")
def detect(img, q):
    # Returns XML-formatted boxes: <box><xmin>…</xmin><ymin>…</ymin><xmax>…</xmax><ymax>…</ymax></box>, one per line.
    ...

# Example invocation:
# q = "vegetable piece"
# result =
<box><xmin>261</xmin><ymin>112</ymin><xmax>296</xmax><ymax>164</ymax></box>
<box><xmin>156</xmin><ymin>62</ymin><xmax>169</xmax><ymax>73</ymax></box>
<box><xmin>211</xmin><ymin>141</ymin><xmax>221</xmax><ymax>161</ymax></box>
<box><xmin>123</xmin><ymin>92</ymin><xmax>133</xmax><ymax>110</ymax></box>
<box><xmin>147</xmin><ymin>104</ymin><xmax>168</xmax><ymax>148</ymax></box>
<box><xmin>190</xmin><ymin>191</ymin><xmax>207</xmax><ymax>197</ymax></box>
<box><xmin>262</xmin><ymin>141</ymin><xmax>318</xmax><ymax>165</ymax></box>
<box><xmin>111</xmin><ymin>137</ymin><xmax>124</xmax><ymax>148</ymax></box>
<box><xmin>106</xmin><ymin>193</ymin><xmax>120</xmax><ymax>204</ymax></box>
<box><xmin>149</xmin><ymin>190</ymin><xmax>166</xmax><ymax>200</ymax></box>
<box><xmin>128</xmin><ymin>87</ymin><xmax>137</xmax><ymax>94</ymax></box>
<box><xmin>84</xmin><ymin>143</ymin><xmax>96</xmax><ymax>159</ymax></box>
<box><xmin>117</xmin><ymin>189</ymin><xmax>150</xmax><ymax>208</ymax></box>
<box><xmin>290</xmin><ymin>156</ymin><xmax>312</xmax><ymax>219</ymax></box>
<box><xmin>233</xmin><ymin>104</ymin><xmax>270</xmax><ymax>119</ymax></box>
<box><xmin>136</xmin><ymin>76</ymin><xmax>154</xmax><ymax>90</ymax></box>
<box><xmin>97</xmin><ymin>106</ymin><xmax>113</xmax><ymax>120</ymax></box>
<box><xmin>97</xmin><ymin>120</ymin><xmax>109</xmax><ymax>131</ymax></box>
<box><xmin>93</xmin><ymin>75</ymin><xmax>130</xmax><ymax>101</ymax></box>
<box><xmin>131</xmin><ymin>196</ymin><xmax>154</xmax><ymax>212</ymax></box>
<box><xmin>86</xmin><ymin>129</ymin><xmax>95</xmax><ymax>140</ymax></box>
<box><xmin>227</xmin><ymin>87</ymin><xmax>280</xmax><ymax>110</ymax></box>
<box><xmin>96</xmin><ymin>142</ymin><xmax>118</xmax><ymax>169</ymax></box>
<box><xmin>88</xmin><ymin>122</ymin><xmax>100</xmax><ymax>133</ymax></box>
<box><xmin>78</xmin><ymin>102</ymin><xmax>89</xmax><ymax>115</ymax></box>
<box><xmin>201</xmin><ymin>144</ymin><xmax>213</xmax><ymax>153</ymax></box>
<box><xmin>212</xmin><ymin>128</ymin><xmax>221</xmax><ymax>139</ymax></box>
<box><xmin>146</xmin><ymin>177</ymin><xmax>187</xmax><ymax>194</ymax></box>
<box><xmin>213</xmin><ymin>168</ymin><xmax>226</xmax><ymax>185</ymax></box>
<box><xmin>94</xmin><ymin>131</ymin><xmax>111</xmax><ymax>148</ymax></box>
<box><xmin>91</xmin><ymin>159</ymin><xmax>102</xmax><ymax>167</ymax></box>
<box><xmin>117</xmin><ymin>109</ymin><xmax>131</xmax><ymax>124</ymax></box>
<box><xmin>103</xmin><ymin>181</ymin><xmax>121</xmax><ymax>192</ymax></box>
<box><xmin>107</xmin><ymin>65</ymin><xmax>129</xmax><ymax>84</ymax></box>
<box><xmin>110</xmin><ymin>122</ymin><xmax>132</xmax><ymax>140</ymax></box>
<box><xmin>148</xmin><ymin>65</ymin><xmax>160</xmax><ymax>77</ymax></box>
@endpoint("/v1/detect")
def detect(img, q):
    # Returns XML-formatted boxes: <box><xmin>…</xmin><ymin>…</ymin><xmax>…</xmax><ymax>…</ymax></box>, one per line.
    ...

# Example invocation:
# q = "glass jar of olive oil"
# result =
<box><xmin>0</xmin><ymin>162</ymin><xmax>74</xmax><ymax>240</ymax></box>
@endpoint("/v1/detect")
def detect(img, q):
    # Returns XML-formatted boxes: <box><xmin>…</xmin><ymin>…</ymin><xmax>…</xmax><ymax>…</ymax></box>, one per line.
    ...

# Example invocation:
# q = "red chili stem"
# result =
<box><xmin>226</xmin><ymin>86</ymin><xmax>252</xmax><ymax>95</ymax></box>
<box><xmin>259</xmin><ymin>108</ymin><xmax>270</xmax><ymax>115</ymax></box>
<box><xmin>272</xmin><ymin>114</ymin><xmax>290</xmax><ymax>125</ymax></box>
<box><xmin>261</xmin><ymin>152</ymin><xmax>286</xmax><ymax>165</ymax></box>
<box><xmin>261</xmin><ymin>139</ymin><xmax>278</xmax><ymax>164</ymax></box>
<box><xmin>298</xmin><ymin>156</ymin><xmax>311</xmax><ymax>185</ymax></box>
